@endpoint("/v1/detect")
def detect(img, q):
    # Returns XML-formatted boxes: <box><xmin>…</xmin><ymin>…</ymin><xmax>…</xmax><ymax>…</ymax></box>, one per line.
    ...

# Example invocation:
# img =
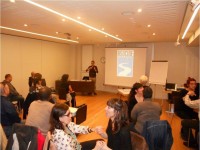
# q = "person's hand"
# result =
<box><xmin>187</xmin><ymin>91</ymin><xmax>196</xmax><ymax>96</ymax></box>
<box><xmin>93</xmin><ymin>141</ymin><xmax>109</xmax><ymax>150</ymax></box>
<box><xmin>94</xmin><ymin>126</ymin><xmax>104</xmax><ymax>134</ymax></box>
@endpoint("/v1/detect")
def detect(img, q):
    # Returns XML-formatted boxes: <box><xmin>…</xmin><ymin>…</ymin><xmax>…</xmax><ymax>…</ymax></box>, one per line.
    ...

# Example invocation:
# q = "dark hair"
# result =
<box><xmin>107</xmin><ymin>98</ymin><xmax>128</xmax><ymax>134</ymax></box>
<box><xmin>38</xmin><ymin>86</ymin><xmax>51</xmax><ymax>100</ymax></box>
<box><xmin>143</xmin><ymin>86</ymin><xmax>153</xmax><ymax>99</ymax></box>
<box><xmin>61</xmin><ymin>74</ymin><xmax>69</xmax><ymax>82</ymax></box>
<box><xmin>184</xmin><ymin>77</ymin><xmax>196</xmax><ymax>88</ymax></box>
<box><xmin>5</xmin><ymin>74</ymin><xmax>11</xmax><ymax>79</ymax></box>
<box><xmin>50</xmin><ymin>103</ymin><xmax>69</xmax><ymax>133</ymax></box>
<box><xmin>128</xmin><ymin>82</ymin><xmax>143</xmax><ymax>103</ymax></box>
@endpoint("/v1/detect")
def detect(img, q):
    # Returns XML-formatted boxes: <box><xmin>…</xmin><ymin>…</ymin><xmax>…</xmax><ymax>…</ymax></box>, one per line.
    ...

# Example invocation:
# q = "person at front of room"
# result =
<box><xmin>95</xmin><ymin>98</ymin><xmax>132</xmax><ymax>150</ymax></box>
<box><xmin>49</xmin><ymin>103</ymin><xmax>110</xmax><ymax>150</ymax></box>
<box><xmin>86</xmin><ymin>60</ymin><xmax>98</xmax><ymax>95</ymax></box>
<box><xmin>175</xmin><ymin>77</ymin><xmax>198</xmax><ymax>119</ymax></box>
<box><xmin>127</xmin><ymin>83</ymin><xmax>144</xmax><ymax>121</ymax></box>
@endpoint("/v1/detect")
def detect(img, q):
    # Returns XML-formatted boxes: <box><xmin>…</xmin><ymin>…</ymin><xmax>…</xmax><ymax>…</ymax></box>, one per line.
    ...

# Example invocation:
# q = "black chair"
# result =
<box><xmin>75</xmin><ymin>104</ymin><xmax>87</xmax><ymax>124</ymax></box>
<box><xmin>82</xmin><ymin>76</ymin><xmax>89</xmax><ymax>80</ymax></box>
<box><xmin>58</xmin><ymin>87</ymin><xmax>66</xmax><ymax>100</ymax></box>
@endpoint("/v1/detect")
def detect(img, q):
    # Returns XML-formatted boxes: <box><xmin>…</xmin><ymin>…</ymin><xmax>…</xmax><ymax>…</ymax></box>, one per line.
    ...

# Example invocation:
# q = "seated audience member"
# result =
<box><xmin>49</xmin><ymin>103</ymin><xmax>107</xmax><ymax>150</ymax></box>
<box><xmin>28</xmin><ymin>71</ymin><xmax>35</xmax><ymax>87</ymax></box>
<box><xmin>181</xmin><ymin>91</ymin><xmax>199</xmax><ymax>147</ymax></box>
<box><xmin>25</xmin><ymin>86</ymin><xmax>54</xmax><ymax>136</ymax></box>
<box><xmin>2</xmin><ymin>74</ymin><xmax>24</xmax><ymax>110</ymax></box>
<box><xmin>131</xmin><ymin>86</ymin><xmax>162</xmax><ymax>134</ymax></box>
<box><xmin>175</xmin><ymin>77</ymin><xmax>198</xmax><ymax>119</ymax></box>
<box><xmin>96</xmin><ymin>98</ymin><xmax>132</xmax><ymax>150</ymax></box>
<box><xmin>23</xmin><ymin>76</ymin><xmax>43</xmax><ymax>119</ymax></box>
<box><xmin>127</xmin><ymin>83</ymin><xmax>144</xmax><ymax>121</ymax></box>
<box><xmin>0</xmin><ymin>83</ymin><xmax>21</xmax><ymax>138</ymax></box>
<box><xmin>139</xmin><ymin>75</ymin><xmax>149</xmax><ymax>88</ymax></box>
<box><xmin>60</xmin><ymin>74</ymin><xmax>76</xmax><ymax>107</ymax></box>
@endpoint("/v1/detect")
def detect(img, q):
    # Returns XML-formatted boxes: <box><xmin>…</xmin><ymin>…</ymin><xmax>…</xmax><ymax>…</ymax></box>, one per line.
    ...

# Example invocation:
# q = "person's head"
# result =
<box><xmin>91</xmin><ymin>60</ymin><xmax>95</xmax><ymax>65</ymax></box>
<box><xmin>139</xmin><ymin>75</ymin><xmax>148</xmax><ymax>86</ymax></box>
<box><xmin>131</xmin><ymin>82</ymin><xmax>144</xmax><ymax>95</ymax></box>
<box><xmin>105</xmin><ymin>98</ymin><xmax>128</xmax><ymax>133</ymax></box>
<box><xmin>50</xmin><ymin>103</ymin><xmax>72</xmax><ymax>132</ymax></box>
<box><xmin>184</xmin><ymin>77</ymin><xmax>197</xmax><ymax>91</ymax></box>
<box><xmin>61</xmin><ymin>74</ymin><xmax>69</xmax><ymax>82</ymax></box>
<box><xmin>5</xmin><ymin>74</ymin><xmax>12</xmax><ymax>82</ymax></box>
<box><xmin>38</xmin><ymin>86</ymin><xmax>52</xmax><ymax>101</ymax></box>
<box><xmin>143</xmin><ymin>86</ymin><xmax>153</xmax><ymax>100</ymax></box>
<box><xmin>0</xmin><ymin>83</ymin><xmax>10</xmax><ymax>96</ymax></box>
<box><xmin>31</xmin><ymin>72</ymin><xmax>35</xmax><ymax>78</ymax></box>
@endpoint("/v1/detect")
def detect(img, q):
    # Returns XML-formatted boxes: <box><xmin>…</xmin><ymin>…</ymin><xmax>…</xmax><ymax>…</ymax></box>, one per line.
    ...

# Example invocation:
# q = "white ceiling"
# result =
<box><xmin>1</xmin><ymin>0</ymin><xmax>198</xmax><ymax>46</ymax></box>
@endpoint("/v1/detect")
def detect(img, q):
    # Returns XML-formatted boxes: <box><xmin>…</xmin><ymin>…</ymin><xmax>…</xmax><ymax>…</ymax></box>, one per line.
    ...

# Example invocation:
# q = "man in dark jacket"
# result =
<box><xmin>0</xmin><ymin>82</ymin><xmax>21</xmax><ymax>138</ymax></box>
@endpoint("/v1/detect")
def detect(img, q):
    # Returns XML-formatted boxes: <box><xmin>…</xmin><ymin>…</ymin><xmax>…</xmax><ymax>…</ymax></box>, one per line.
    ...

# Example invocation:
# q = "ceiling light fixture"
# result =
<box><xmin>0</xmin><ymin>26</ymin><xmax>79</xmax><ymax>43</ymax></box>
<box><xmin>24</xmin><ymin>24</ymin><xmax>28</xmax><ymax>27</ymax></box>
<box><xmin>137</xmin><ymin>9</ymin><xmax>142</xmax><ymax>13</ymax></box>
<box><xmin>24</xmin><ymin>0</ymin><xmax>122</xmax><ymax>41</ymax></box>
<box><xmin>10</xmin><ymin>0</ymin><xmax>15</xmax><ymax>3</ymax></box>
<box><xmin>62</xmin><ymin>19</ymin><xmax>66</xmax><ymax>22</ymax></box>
<box><xmin>147</xmin><ymin>24</ymin><xmax>151</xmax><ymax>27</ymax></box>
<box><xmin>152</xmin><ymin>33</ymin><xmax>156</xmax><ymax>35</ymax></box>
<box><xmin>77</xmin><ymin>16</ymin><xmax>81</xmax><ymax>19</ymax></box>
<box><xmin>182</xmin><ymin>3</ymin><xmax>200</xmax><ymax>39</ymax></box>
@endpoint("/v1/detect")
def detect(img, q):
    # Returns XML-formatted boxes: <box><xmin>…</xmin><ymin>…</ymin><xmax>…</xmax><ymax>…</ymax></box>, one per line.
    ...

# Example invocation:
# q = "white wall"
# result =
<box><xmin>1</xmin><ymin>34</ymin><xmax>199</xmax><ymax>100</ymax></box>
<box><xmin>0</xmin><ymin>34</ymin><xmax>77</xmax><ymax>97</ymax></box>
<box><xmin>91</xmin><ymin>42</ymin><xmax>199</xmax><ymax>99</ymax></box>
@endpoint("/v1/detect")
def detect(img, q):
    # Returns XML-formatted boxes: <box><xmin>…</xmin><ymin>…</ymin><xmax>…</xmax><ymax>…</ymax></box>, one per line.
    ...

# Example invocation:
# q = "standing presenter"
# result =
<box><xmin>86</xmin><ymin>60</ymin><xmax>98</xmax><ymax>95</ymax></box>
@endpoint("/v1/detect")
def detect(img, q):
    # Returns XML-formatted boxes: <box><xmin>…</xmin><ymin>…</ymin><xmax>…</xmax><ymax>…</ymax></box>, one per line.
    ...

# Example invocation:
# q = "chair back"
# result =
<box><xmin>58</xmin><ymin>88</ymin><xmax>66</xmax><ymax>100</ymax></box>
<box><xmin>43</xmin><ymin>132</ymin><xmax>57</xmax><ymax>150</ymax></box>
<box><xmin>142</xmin><ymin>120</ymin><xmax>173</xmax><ymax>150</ymax></box>
<box><xmin>75</xmin><ymin>104</ymin><xmax>87</xmax><ymax>124</ymax></box>
<box><xmin>130</xmin><ymin>131</ymin><xmax>149</xmax><ymax>150</ymax></box>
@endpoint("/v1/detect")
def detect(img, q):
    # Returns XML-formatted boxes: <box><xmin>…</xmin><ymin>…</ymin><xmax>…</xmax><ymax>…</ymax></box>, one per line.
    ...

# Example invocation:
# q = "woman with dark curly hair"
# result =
<box><xmin>96</xmin><ymin>98</ymin><xmax>132</xmax><ymax>150</ymax></box>
<box><xmin>127</xmin><ymin>83</ymin><xmax>144</xmax><ymax>120</ymax></box>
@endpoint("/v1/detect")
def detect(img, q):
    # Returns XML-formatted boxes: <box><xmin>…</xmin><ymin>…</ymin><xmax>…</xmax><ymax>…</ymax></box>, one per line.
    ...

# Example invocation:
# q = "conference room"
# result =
<box><xmin>1</xmin><ymin>0</ymin><xmax>199</xmax><ymax>150</ymax></box>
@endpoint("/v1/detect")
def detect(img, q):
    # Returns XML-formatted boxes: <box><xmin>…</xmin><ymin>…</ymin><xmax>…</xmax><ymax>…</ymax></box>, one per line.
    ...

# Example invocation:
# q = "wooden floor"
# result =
<box><xmin>73</xmin><ymin>91</ymin><xmax>194</xmax><ymax>150</ymax></box>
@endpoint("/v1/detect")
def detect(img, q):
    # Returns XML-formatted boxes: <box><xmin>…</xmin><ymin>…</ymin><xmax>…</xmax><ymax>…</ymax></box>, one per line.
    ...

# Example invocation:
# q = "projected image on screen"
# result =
<box><xmin>117</xmin><ymin>50</ymin><xmax>134</xmax><ymax>77</ymax></box>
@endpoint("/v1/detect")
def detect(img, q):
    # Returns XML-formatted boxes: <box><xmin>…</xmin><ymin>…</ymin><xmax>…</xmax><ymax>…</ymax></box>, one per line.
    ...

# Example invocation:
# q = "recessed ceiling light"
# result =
<box><xmin>55</xmin><ymin>32</ymin><xmax>59</xmax><ymax>34</ymax></box>
<box><xmin>24</xmin><ymin>0</ymin><xmax>122</xmax><ymax>41</ymax></box>
<box><xmin>152</xmin><ymin>33</ymin><xmax>156</xmax><ymax>36</ymax></box>
<box><xmin>147</xmin><ymin>24</ymin><xmax>151</xmax><ymax>27</ymax></box>
<box><xmin>0</xmin><ymin>26</ymin><xmax>79</xmax><ymax>43</ymax></box>
<box><xmin>116</xmin><ymin>35</ymin><xmax>119</xmax><ymax>37</ymax></box>
<box><xmin>76</xmin><ymin>37</ymin><xmax>79</xmax><ymax>40</ymax></box>
<box><xmin>10</xmin><ymin>0</ymin><xmax>15</xmax><ymax>3</ymax></box>
<box><xmin>137</xmin><ymin>9</ymin><xmax>142</xmax><ymax>13</ymax></box>
<box><xmin>105</xmin><ymin>35</ymin><xmax>108</xmax><ymax>37</ymax></box>
<box><xmin>24</xmin><ymin>24</ymin><xmax>28</xmax><ymax>27</ymax></box>
<box><xmin>77</xmin><ymin>16</ymin><xmax>81</xmax><ymax>19</ymax></box>
<box><xmin>62</xmin><ymin>19</ymin><xmax>65</xmax><ymax>22</ymax></box>
<box><xmin>89</xmin><ymin>29</ymin><xmax>92</xmax><ymax>31</ymax></box>
<box><xmin>101</xmin><ymin>28</ymin><xmax>104</xmax><ymax>31</ymax></box>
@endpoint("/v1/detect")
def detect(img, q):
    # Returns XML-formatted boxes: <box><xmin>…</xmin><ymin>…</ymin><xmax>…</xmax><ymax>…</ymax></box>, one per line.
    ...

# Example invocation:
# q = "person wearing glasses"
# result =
<box><xmin>49</xmin><ymin>103</ymin><xmax>110</xmax><ymax>150</ymax></box>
